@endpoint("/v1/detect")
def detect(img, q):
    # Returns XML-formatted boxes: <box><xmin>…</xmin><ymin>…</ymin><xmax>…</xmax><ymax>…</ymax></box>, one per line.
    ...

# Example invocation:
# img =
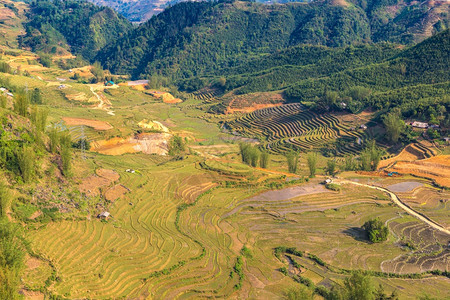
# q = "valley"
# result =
<box><xmin>0</xmin><ymin>0</ymin><xmax>448</xmax><ymax>299</ymax></box>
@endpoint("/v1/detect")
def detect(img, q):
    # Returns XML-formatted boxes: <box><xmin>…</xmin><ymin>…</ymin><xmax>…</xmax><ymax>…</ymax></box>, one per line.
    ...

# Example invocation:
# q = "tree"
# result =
<box><xmin>284</xmin><ymin>286</ymin><xmax>314</xmax><ymax>300</ymax></box>
<box><xmin>168</xmin><ymin>135</ymin><xmax>186</xmax><ymax>156</ymax></box>
<box><xmin>360</xmin><ymin>141</ymin><xmax>382</xmax><ymax>171</ymax></box>
<box><xmin>326</xmin><ymin>159</ymin><xmax>337</xmax><ymax>175</ymax></box>
<box><xmin>13</xmin><ymin>92</ymin><xmax>28</xmax><ymax>117</ymax></box>
<box><xmin>30</xmin><ymin>88</ymin><xmax>42</xmax><ymax>104</ymax></box>
<box><xmin>30</xmin><ymin>106</ymin><xmax>48</xmax><ymax>133</ymax></box>
<box><xmin>48</xmin><ymin>126</ymin><xmax>60</xmax><ymax>154</ymax></box>
<box><xmin>343</xmin><ymin>272</ymin><xmax>375</xmax><ymax>300</ymax></box>
<box><xmin>362</xmin><ymin>218</ymin><xmax>389</xmax><ymax>243</ymax></box>
<box><xmin>60</xmin><ymin>146</ymin><xmax>72</xmax><ymax>177</ymax></box>
<box><xmin>307</xmin><ymin>152</ymin><xmax>318</xmax><ymax>177</ymax></box>
<box><xmin>286</xmin><ymin>151</ymin><xmax>299</xmax><ymax>174</ymax></box>
<box><xmin>16</xmin><ymin>146</ymin><xmax>35</xmax><ymax>183</ymax></box>
<box><xmin>0</xmin><ymin>182</ymin><xmax>10</xmax><ymax>219</ymax></box>
<box><xmin>383</xmin><ymin>113</ymin><xmax>405</xmax><ymax>143</ymax></box>
<box><xmin>260</xmin><ymin>151</ymin><xmax>269</xmax><ymax>169</ymax></box>
<box><xmin>249</xmin><ymin>147</ymin><xmax>260</xmax><ymax>167</ymax></box>
<box><xmin>374</xmin><ymin>284</ymin><xmax>398</xmax><ymax>300</ymax></box>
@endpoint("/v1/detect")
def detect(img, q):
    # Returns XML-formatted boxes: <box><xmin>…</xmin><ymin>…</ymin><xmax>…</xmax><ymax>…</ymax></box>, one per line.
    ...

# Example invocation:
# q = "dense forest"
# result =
<box><xmin>20</xmin><ymin>0</ymin><xmax>132</xmax><ymax>60</ymax></box>
<box><xmin>97</xmin><ymin>0</ymin><xmax>449</xmax><ymax>79</ymax></box>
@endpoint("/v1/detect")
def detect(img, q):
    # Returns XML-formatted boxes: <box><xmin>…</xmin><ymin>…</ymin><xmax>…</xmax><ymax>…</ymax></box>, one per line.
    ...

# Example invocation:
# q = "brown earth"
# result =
<box><xmin>62</xmin><ymin>117</ymin><xmax>113</xmax><ymax>130</ymax></box>
<box><xmin>96</xmin><ymin>168</ymin><xmax>120</xmax><ymax>182</ymax></box>
<box><xmin>90</xmin><ymin>133</ymin><xmax>171</xmax><ymax>156</ymax></box>
<box><xmin>148</xmin><ymin>90</ymin><xmax>182</xmax><ymax>103</ymax></box>
<box><xmin>388</xmin><ymin>155</ymin><xmax>450</xmax><ymax>188</ymax></box>
<box><xmin>79</xmin><ymin>175</ymin><xmax>111</xmax><ymax>197</ymax></box>
<box><xmin>105</xmin><ymin>184</ymin><xmax>129</xmax><ymax>202</ymax></box>
<box><xmin>26</xmin><ymin>257</ymin><xmax>41</xmax><ymax>270</ymax></box>
<box><xmin>224</xmin><ymin>92</ymin><xmax>284</xmax><ymax>114</ymax></box>
<box><xmin>19</xmin><ymin>290</ymin><xmax>44</xmax><ymax>300</ymax></box>
<box><xmin>79</xmin><ymin>169</ymin><xmax>120</xmax><ymax>197</ymax></box>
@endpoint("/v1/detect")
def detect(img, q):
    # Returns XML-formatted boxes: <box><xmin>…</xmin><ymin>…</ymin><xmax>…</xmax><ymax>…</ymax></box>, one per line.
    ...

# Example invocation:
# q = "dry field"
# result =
<box><xmin>388</xmin><ymin>155</ymin><xmax>450</xmax><ymax>187</ymax></box>
<box><xmin>62</xmin><ymin>117</ymin><xmax>113</xmax><ymax>131</ymax></box>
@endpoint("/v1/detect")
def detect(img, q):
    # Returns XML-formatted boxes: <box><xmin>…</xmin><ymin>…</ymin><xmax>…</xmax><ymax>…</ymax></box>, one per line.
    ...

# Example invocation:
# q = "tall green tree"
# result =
<box><xmin>307</xmin><ymin>152</ymin><xmax>318</xmax><ymax>177</ymax></box>
<box><xmin>260</xmin><ymin>151</ymin><xmax>269</xmax><ymax>169</ymax></box>
<box><xmin>13</xmin><ymin>92</ymin><xmax>28</xmax><ymax>117</ymax></box>
<box><xmin>16</xmin><ymin>146</ymin><xmax>35</xmax><ymax>183</ymax></box>
<box><xmin>383</xmin><ymin>113</ymin><xmax>405</xmax><ymax>144</ymax></box>
<box><xmin>286</xmin><ymin>151</ymin><xmax>299</xmax><ymax>174</ymax></box>
<box><xmin>30</xmin><ymin>88</ymin><xmax>42</xmax><ymax>104</ymax></box>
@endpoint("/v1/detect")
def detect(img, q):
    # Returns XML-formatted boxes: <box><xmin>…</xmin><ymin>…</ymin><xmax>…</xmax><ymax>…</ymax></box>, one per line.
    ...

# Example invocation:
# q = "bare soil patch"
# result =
<box><xmin>91</xmin><ymin>133</ymin><xmax>170</xmax><ymax>156</ymax></box>
<box><xmin>79</xmin><ymin>176</ymin><xmax>111</xmax><ymax>197</ymax></box>
<box><xmin>26</xmin><ymin>257</ymin><xmax>41</xmax><ymax>270</ymax></box>
<box><xmin>19</xmin><ymin>290</ymin><xmax>44</xmax><ymax>300</ymax></box>
<box><xmin>224</xmin><ymin>92</ymin><xmax>284</xmax><ymax>114</ymax></box>
<box><xmin>105</xmin><ymin>184</ymin><xmax>129</xmax><ymax>202</ymax></box>
<box><xmin>62</xmin><ymin>117</ymin><xmax>113</xmax><ymax>131</ymax></box>
<box><xmin>148</xmin><ymin>90</ymin><xmax>182</xmax><ymax>103</ymax></box>
<box><xmin>96</xmin><ymin>169</ymin><xmax>120</xmax><ymax>182</ymax></box>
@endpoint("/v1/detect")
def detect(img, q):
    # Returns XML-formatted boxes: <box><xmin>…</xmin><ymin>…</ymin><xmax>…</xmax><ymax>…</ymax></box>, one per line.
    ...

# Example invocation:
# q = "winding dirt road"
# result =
<box><xmin>336</xmin><ymin>179</ymin><xmax>450</xmax><ymax>236</ymax></box>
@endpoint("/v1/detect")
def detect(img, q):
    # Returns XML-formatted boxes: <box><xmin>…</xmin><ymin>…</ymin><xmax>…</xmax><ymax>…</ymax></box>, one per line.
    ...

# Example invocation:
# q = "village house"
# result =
<box><xmin>411</xmin><ymin>121</ymin><xmax>428</xmax><ymax>129</ymax></box>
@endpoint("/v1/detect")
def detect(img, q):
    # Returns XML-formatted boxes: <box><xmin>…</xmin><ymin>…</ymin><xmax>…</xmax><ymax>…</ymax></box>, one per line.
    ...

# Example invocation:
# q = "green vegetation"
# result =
<box><xmin>363</xmin><ymin>218</ymin><xmax>389</xmax><ymax>243</ymax></box>
<box><xmin>383</xmin><ymin>113</ymin><xmax>405</xmax><ymax>144</ymax></box>
<box><xmin>21</xmin><ymin>0</ymin><xmax>132</xmax><ymax>60</ymax></box>
<box><xmin>286</xmin><ymin>151</ymin><xmax>299</xmax><ymax>174</ymax></box>
<box><xmin>99</xmin><ymin>1</ymin><xmax>448</xmax><ymax>80</ymax></box>
<box><xmin>168</xmin><ymin>135</ymin><xmax>186</xmax><ymax>156</ymax></box>
<box><xmin>307</xmin><ymin>152</ymin><xmax>318</xmax><ymax>178</ymax></box>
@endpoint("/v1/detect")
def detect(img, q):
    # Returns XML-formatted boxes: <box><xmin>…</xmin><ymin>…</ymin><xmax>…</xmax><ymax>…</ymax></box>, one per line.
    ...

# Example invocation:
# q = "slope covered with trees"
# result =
<box><xmin>20</xmin><ymin>0</ymin><xmax>132</xmax><ymax>60</ymax></box>
<box><xmin>97</xmin><ymin>0</ymin><xmax>449</xmax><ymax>79</ymax></box>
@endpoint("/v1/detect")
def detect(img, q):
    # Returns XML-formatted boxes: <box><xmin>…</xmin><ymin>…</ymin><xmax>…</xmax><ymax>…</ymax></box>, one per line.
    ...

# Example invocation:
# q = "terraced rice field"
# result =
<box><xmin>25</xmin><ymin>153</ymin><xmax>450</xmax><ymax>298</ymax></box>
<box><xmin>382</xmin><ymin>220</ymin><xmax>450</xmax><ymax>274</ymax></box>
<box><xmin>192</xmin><ymin>89</ymin><xmax>221</xmax><ymax>103</ymax></box>
<box><xmin>226</xmin><ymin>103</ymin><xmax>377</xmax><ymax>156</ymax></box>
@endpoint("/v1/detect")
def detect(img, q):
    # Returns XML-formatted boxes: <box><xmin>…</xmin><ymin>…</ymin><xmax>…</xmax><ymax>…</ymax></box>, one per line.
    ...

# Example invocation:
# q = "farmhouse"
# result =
<box><xmin>360</xmin><ymin>124</ymin><xmax>367</xmax><ymax>130</ymax></box>
<box><xmin>98</xmin><ymin>211</ymin><xmax>110</xmax><ymax>219</ymax></box>
<box><xmin>411</xmin><ymin>121</ymin><xmax>428</xmax><ymax>128</ymax></box>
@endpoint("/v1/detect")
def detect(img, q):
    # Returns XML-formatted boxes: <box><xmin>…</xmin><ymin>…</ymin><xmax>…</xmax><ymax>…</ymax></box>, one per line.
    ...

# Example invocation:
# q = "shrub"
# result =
<box><xmin>362</xmin><ymin>218</ymin><xmax>389</xmax><ymax>243</ymax></box>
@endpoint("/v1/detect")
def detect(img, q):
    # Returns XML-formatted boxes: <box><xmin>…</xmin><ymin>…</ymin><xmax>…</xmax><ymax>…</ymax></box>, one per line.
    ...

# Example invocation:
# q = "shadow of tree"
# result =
<box><xmin>342</xmin><ymin>227</ymin><xmax>370</xmax><ymax>244</ymax></box>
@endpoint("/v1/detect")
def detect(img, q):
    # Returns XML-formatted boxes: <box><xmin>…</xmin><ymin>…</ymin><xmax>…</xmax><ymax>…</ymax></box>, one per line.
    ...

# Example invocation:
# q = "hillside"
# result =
<box><xmin>97</xmin><ymin>0</ymin><xmax>449</xmax><ymax>79</ymax></box>
<box><xmin>88</xmin><ymin>0</ymin><xmax>311</xmax><ymax>22</ymax></box>
<box><xmin>20</xmin><ymin>0</ymin><xmax>132</xmax><ymax>60</ymax></box>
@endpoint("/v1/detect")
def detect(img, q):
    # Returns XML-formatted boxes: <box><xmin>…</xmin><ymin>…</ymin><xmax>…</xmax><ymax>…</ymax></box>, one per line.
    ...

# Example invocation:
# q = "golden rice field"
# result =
<box><xmin>25</xmin><ymin>153</ymin><xmax>450</xmax><ymax>299</ymax></box>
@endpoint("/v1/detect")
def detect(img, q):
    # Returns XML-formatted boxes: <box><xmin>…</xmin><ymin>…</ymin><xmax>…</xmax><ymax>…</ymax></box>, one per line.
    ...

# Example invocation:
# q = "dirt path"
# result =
<box><xmin>89</xmin><ymin>85</ymin><xmax>115</xmax><ymax>116</ymax></box>
<box><xmin>336</xmin><ymin>179</ymin><xmax>450</xmax><ymax>235</ymax></box>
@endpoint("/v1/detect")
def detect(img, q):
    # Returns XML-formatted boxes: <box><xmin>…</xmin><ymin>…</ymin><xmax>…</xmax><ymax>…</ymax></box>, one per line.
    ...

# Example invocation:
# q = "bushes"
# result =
<box><xmin>168</xmin><ymin>135</ymin><xmax>186</xmax><ymax>156</ymax></box>
<box><xmin>325</xmin><ymin>183</ymin><xmax>341</xmax><ymax>191</ymax></box>
<box><xmin>362</xmin><ymin>218</ymin><xmax>389</xmax><ymax>243</ymax></box>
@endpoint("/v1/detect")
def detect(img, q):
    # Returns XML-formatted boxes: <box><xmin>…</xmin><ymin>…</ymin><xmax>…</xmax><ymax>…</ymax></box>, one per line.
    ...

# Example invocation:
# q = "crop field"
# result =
<box><xmin>5</xmin><ymin>57</ymin><xmax>447</xmax><ymax>299</ymax></box>
<box><xmin>226</xmin><ymin>103</ymin><xmax>380</xmax><ymax>156</ymax></box>
<box><xmin>25</xmin><ymin>155</ymin><xmax>450</xmax><ymax>299</ymax></box>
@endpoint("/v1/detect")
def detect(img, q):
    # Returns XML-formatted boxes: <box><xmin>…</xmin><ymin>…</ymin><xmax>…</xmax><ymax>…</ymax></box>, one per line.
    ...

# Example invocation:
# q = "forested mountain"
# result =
<box><xmin>97</xmin><ymin>0</ymin><xmax>449</xmax><ymax>79</ymax></box>
<box><xmin>20</xmin><ymin>0</ymin><xmax>132</xmax><ymax>60</ymax></box>
<box><xmin>88</xmin><ymin>0</ymin><xmax>310</xmax><ymax>23</ymax></box>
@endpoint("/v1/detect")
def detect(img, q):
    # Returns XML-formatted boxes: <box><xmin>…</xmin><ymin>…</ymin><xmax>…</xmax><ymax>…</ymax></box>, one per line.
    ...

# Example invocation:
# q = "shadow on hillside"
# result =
<box><xmin>342</xmin><ymin>227</ymin><xmax>370</xmax><ymax>244</ymax></box>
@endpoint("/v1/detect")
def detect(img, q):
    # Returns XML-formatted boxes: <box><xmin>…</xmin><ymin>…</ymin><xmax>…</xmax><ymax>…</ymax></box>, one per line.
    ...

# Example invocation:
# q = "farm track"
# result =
<box><xmin>336</xmin><ymin>180</ymin><xmax>450</xmax><ymax>236</ymax></box>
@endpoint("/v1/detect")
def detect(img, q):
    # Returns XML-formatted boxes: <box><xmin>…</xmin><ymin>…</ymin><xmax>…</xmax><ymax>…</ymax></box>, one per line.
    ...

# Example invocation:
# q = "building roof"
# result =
<box><xmin>99</xmin><ymin>211</ymin><xmax>110</xmax><ymax>218</ymax></box>
<box><xmin>411</xmin><ymin>121</ymin><xmax>428</xmax><ymax>128</ymax></box>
